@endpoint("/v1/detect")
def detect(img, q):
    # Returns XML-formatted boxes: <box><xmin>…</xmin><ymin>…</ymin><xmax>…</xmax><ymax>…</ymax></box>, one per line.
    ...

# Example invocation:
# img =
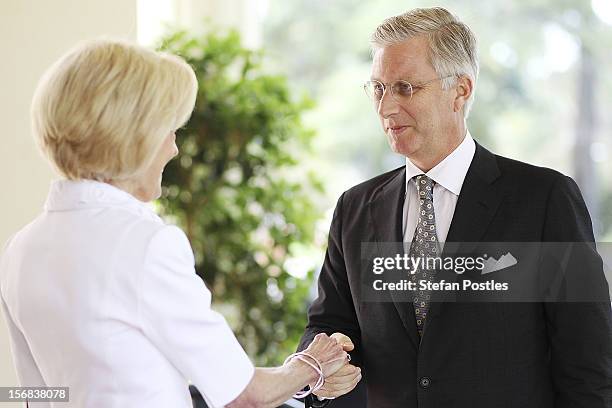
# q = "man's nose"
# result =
<box><xmin>377</xmin><ymin>91</ymin><xmax>400</xmax><ymax>118</ymax></box>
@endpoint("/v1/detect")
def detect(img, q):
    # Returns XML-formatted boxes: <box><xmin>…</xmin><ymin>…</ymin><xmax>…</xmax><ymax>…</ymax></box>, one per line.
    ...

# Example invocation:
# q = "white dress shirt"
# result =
<box><xmin>402</xmin><ymin>131</ymin><xmax>476</xmax><ymax>244</ymax></box>
<box><xmin>0</xmin><ymin>180</ymin><xmax>254</xmax><ymax>408</ymax></box>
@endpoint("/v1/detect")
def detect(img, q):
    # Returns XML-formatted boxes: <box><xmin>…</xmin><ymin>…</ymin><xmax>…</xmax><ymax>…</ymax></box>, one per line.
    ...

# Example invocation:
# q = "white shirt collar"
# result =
<box><xmin>44</xmin><ymin>179</ymin><xmax>155</xmax><ymax>215</ymax></box>
<box><xmin>405</xmin><ymin>130</ymin><xmax>476</xmax><ymax>196</ymax></box>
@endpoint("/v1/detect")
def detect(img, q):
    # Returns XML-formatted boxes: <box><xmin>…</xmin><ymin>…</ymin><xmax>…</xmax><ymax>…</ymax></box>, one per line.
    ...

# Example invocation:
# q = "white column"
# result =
<box><xmin>0</xmin><ymin>0</ymin><xmax>137</xmax><ymax>398</ymax></box>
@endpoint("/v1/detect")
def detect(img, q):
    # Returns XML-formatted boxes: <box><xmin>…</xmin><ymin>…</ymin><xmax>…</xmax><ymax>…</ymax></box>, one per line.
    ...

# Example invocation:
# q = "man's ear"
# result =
<box><xmin>453</xmin><ymin>75</ymin><xmax>473</xmax><ymax>113</ymax></box>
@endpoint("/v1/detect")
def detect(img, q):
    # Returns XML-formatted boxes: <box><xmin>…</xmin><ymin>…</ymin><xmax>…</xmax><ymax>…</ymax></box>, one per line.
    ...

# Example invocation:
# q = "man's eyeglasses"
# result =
<box><xmin>363</xmin><ymin>75</ymin><xmax>456</xmax><ymax>104</ymax></box>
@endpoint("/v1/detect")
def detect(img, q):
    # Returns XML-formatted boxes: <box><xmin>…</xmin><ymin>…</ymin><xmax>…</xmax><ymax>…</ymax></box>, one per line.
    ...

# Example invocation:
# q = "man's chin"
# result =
<box><xmin>387</xmin><ymin>133</ymin><xmax>419</xmax><ymax>154</ymax></box>
<box><xmin>390</xmin><ymin>142</ymin><xmax>420</xmax><ymax>158</ymax></box>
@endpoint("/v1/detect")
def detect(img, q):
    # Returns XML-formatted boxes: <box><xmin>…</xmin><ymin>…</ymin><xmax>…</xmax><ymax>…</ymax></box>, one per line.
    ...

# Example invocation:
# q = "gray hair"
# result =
<box><xmin>371</xmin><ymin>7</ymin><xmax>479</xmax><ymax>118</ymax></box>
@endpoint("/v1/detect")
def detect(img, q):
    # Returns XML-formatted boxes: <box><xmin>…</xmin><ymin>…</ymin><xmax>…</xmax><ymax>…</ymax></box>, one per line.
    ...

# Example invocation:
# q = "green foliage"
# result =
<box><xmin>157</xmin><ymin>29</ymin><xmax>323</xmax><ymax>365</ymax></box>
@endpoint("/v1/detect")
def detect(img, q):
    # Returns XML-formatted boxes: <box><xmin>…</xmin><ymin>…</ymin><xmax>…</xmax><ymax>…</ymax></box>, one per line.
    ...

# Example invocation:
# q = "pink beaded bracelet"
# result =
<box><xmin>284</xmin><ymin>352</ymin><xmax>324</xmax><ymax>398</ymax></box>
<box><xmin>284</xmin><ymin>351</ymin><xmax>351</xmax><ymax>398</ymax></box>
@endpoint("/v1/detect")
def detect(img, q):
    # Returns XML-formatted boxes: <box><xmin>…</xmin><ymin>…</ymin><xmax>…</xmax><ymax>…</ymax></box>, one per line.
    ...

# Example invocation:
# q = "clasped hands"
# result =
<box><xmin>302</xmin><ymin>332</ymin><xmax>360</xmax><ymax>399</ymax></box>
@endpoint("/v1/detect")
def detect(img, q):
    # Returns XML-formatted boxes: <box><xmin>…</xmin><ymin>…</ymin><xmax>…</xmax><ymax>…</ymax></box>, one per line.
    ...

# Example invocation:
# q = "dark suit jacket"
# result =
<box><xmin>299</xmin><ymin>142</ymin><xmax>612</xmax><ymax>408</ymax></box>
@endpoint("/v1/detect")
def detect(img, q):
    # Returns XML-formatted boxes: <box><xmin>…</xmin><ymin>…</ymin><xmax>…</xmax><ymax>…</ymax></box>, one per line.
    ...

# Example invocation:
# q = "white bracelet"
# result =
<box><xmin>284</xmin><ymin>352</ymin><xmax>324</xmax><ymax>398</ymax></box>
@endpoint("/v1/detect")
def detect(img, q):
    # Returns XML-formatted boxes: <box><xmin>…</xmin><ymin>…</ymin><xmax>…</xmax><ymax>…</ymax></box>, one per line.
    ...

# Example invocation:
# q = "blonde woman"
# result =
<box><xmin>0</xmin><ymin>39</ymin><xmax>360</xmax><ymax>408</ymax></box>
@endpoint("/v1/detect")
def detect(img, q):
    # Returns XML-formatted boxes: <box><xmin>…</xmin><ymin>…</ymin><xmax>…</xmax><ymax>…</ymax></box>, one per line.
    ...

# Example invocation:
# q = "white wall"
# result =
<box><xmin>0</xmin><ymin>0</ymin><xmax>137</xmax><ymax>396</ymax></box>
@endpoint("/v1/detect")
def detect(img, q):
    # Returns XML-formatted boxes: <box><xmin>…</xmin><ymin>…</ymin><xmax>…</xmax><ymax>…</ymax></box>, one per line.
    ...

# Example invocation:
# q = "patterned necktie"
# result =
<box><xmin>408</xmin><ymin>175</ymin><xmax>439</xmax><ymax>338</ymax></box>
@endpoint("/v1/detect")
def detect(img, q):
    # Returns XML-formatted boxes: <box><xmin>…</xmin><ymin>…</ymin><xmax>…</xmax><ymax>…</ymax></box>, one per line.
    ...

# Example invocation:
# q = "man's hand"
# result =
<box><xmin>313</xmin><ymin>364</ymin><xmax>361</xmax><ymax>398</ymax></box>
<box><xmin>330</xmin><ymin>332</ymin><xmax>354</xmax><ymax>351</ymax></box>
<box><xmin>312</xmin><ymin>332</ymin><xmax>361</xmax><ymax>399</ymax></box>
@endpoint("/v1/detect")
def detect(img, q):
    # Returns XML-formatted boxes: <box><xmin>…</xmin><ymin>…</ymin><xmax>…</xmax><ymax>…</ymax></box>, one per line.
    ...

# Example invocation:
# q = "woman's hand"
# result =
<box><xmin>227</xmin><ymin>333</ymin><xmax>353</xmax><ymax>407</ymax></box>
<box><xmin>304</xmin><ymin>333</ymin><xmax>349</xmax><ymax>378</ymax></box>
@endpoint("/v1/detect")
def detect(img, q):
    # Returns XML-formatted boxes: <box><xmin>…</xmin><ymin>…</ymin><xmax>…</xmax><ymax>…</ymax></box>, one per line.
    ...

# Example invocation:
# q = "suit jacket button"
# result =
<box><xmin>419</xmin><ymin>377</ymin><xmax>431</xmax><ymax>389</ymax></box>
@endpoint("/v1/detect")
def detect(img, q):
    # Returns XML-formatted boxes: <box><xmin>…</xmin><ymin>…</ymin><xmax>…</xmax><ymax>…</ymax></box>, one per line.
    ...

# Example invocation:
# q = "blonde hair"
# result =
<box><xmin>371</xmin><ymin>7</ymin><xmax>479</xmax><ymax>117</ymax></box>
<box><xmin>31</xmin><ymin>38</ymin><xmax>197</xmax><ymax>181</ymax></box>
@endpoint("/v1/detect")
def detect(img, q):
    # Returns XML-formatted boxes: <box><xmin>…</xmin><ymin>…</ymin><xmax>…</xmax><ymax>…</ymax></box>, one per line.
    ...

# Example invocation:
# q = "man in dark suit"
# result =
<box><xmin>298</xmin><ymin>7</ymin><xmax>612</xmax><ymax>408</ymax></box>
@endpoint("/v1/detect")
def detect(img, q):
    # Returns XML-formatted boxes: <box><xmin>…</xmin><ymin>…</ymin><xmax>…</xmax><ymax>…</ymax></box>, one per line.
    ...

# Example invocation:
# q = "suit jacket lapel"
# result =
<box><xmin>368</xmin><ymin>167</ymin><xmax>421</xmax><ymax>349</ymax></box>
<box><xmin>427</xmin><ymin>142</ymin><xmax>503</xmax><ymax>322</ymax></box>
<box><xmin>445</xmin><ymin>142</ymin><xmax>502</xmax><ymax>248</ymax></box>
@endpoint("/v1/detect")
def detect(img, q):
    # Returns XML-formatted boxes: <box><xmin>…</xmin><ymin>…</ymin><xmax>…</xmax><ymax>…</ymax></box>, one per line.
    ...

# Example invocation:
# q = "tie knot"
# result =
<box><xmin>414</xmin><ymin>175</ymin><xmax>435</xmax><ymax>194</ymax></box>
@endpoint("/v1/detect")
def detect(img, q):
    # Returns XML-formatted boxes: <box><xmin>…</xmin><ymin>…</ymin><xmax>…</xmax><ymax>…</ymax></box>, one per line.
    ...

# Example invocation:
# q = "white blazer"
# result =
<box><xmin>0</xmin><ymin>180</ymin><xmax>254</xmax><ymax>408</ymax></box>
